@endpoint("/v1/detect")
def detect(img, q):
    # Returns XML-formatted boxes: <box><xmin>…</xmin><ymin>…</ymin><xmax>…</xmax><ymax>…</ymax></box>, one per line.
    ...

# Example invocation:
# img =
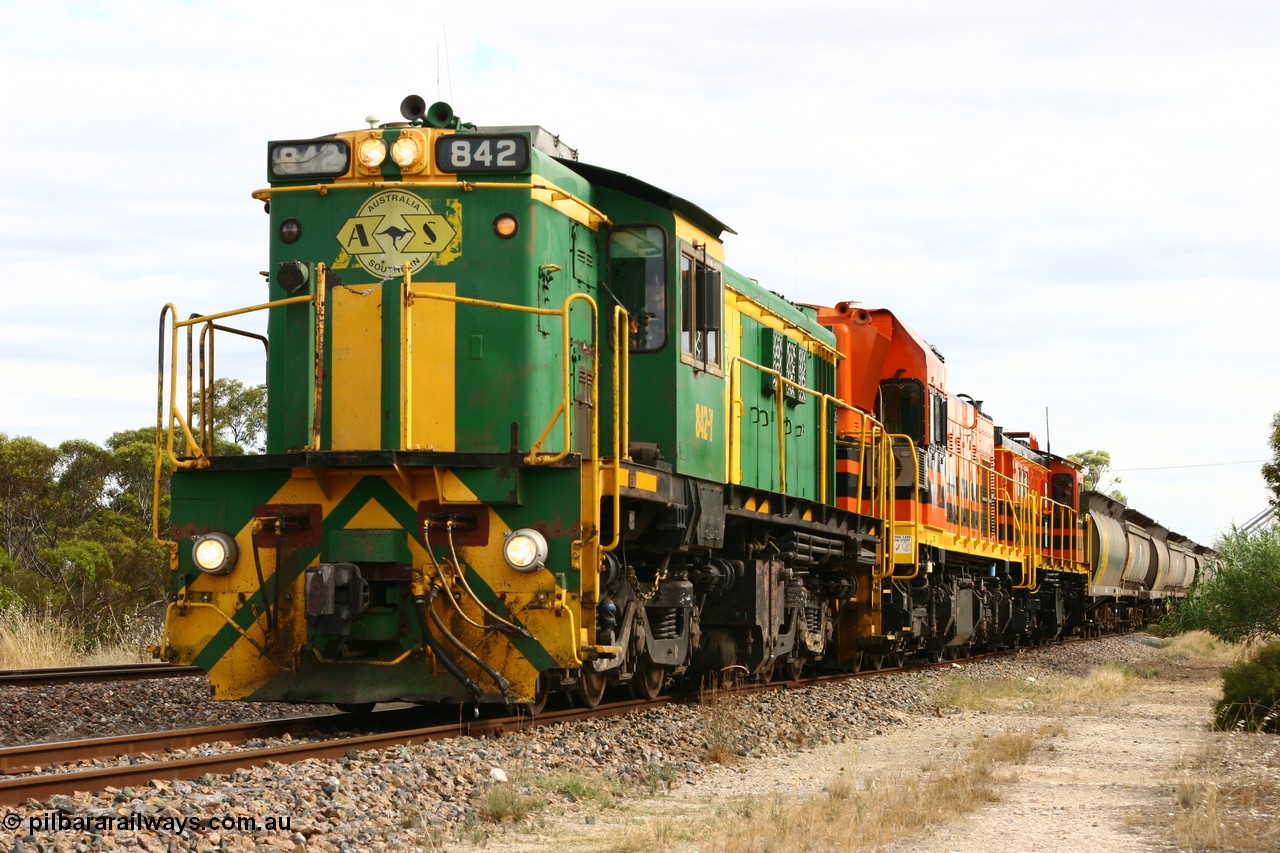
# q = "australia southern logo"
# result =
<box><xmin>335</xmin><ymin>191</ymin><xmax>461</xmax><ymax>276</ymax></box>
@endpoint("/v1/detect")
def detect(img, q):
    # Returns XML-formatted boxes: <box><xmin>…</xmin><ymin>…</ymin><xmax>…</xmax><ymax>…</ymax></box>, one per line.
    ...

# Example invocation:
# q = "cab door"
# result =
<box><xmin>675</xmin><ymin>245</ymin><xmax>726</xmax><ymax>482</ymax></box>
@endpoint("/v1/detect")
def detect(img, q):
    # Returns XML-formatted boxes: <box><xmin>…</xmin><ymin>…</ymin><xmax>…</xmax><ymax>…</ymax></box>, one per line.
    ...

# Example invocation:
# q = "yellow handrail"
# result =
<box><xmin>729</xmin><ymin>354</ymin><xmax>846</xmax><ymax>496</ymax></box>
<box><xmin>403</xmin><ymin>281</ymin><xmax>598</xmax><ymax>467</ymax></box>
<box><xmin>885</xmin><ymin>434</ymin><xmax>923</xmax><ymax>581</ymax></box>
<box><xmin>726</xmin><ymin>353</ymin><xmax>909</xmax><ymax>581</ymax></box>
<box><xmin>157</xmin><ymin>292</ymin><xmax>316</xmax><ymax>474</ymax></box>
<box><xmin>602</xmin><ymin>305</ymin><xmax>630</xmax><ymax>553</ymax></box>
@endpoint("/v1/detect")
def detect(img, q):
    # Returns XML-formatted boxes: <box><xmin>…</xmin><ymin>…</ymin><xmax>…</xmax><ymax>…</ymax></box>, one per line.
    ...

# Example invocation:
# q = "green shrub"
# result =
<box><xmin>1160</xmin><ymin>525</ymin><xmax>1280</xmax><ymax>645</ymax></box>
<box><xmin>1214</xmin><ymin>641</ymin><xmax>1280</xmax><ymax>733</ymax></box>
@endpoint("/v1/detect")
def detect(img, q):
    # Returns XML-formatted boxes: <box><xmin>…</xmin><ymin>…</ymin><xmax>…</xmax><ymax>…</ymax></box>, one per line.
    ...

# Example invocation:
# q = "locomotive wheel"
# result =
<box><xmin>780</xmin><ymin>653</ymin><xmax>806</xmax><ymax>681</ymax></box>
<box><xmin>522</xmin><ymin>673</ymin><xmax>551</xmax><ymax>716</ymax></box>
<box><xmin>571</xmin><ymin>667</ymin><xmax>608</xmax><ymax>708</ymax></box>
<box><xmin>629</xmin><ymin>661</ymin><xmax>666</xmax><ymax>700</ymax></box>
<box><xmin>890</xmin><ymin>652</ymin><xmax>907</xmax><ymax>669</ymax></box>
<box><xmin>693</xmin><ymin>628</ymin><xmax>739</xmax><ymax>689</ymax></box>
<box><xmin>865</xmin><ymin>654</ymin><xmax>885</xmax><ymax>671</ymax></box>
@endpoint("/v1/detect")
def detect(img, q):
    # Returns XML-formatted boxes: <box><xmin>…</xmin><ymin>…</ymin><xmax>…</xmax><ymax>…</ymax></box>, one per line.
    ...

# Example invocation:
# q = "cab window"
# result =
<box><xmin>680</xmin><ymin>246</ymin><xmax>722</xmax><ymax>368</ymax></box>
<box><xmin>879</xmin><ymin>379</ymin><xmax>925</xmax><ymax>444</ymax></box>
<box><xmin>931</xmin><ymin>391</ymin><xmax>948</xmax><ymax>445</ymax></box>
<box><xmin>1052</xmin><ymin>473</ymin><xmax>1077</xmax><ymax>508</ymax></box>
<box><xmin>608</xmin><ymin>225</ymin><xmax>667</xmax><ymax>352</ymax></box>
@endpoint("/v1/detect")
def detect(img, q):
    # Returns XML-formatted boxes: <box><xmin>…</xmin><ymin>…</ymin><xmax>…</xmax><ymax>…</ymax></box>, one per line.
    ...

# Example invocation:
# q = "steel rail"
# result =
<box><xmin>0</xmin><ymin>711</ymin><xmax>375</xmax><ymax>775</ymax></box>
<box><xmin>0</xmin><ymin>663</ymin><xmax>203</xmax><ymax>687</ymax></box>
<box><xmin>0</xmin><ymin>633</ymin><xmax>1114</xmax><ymax>806</ymax></box>
<box><xmin>0</xmin><ymin>700</ymin><xmax>660</xmax><ymax>806</ymax></box>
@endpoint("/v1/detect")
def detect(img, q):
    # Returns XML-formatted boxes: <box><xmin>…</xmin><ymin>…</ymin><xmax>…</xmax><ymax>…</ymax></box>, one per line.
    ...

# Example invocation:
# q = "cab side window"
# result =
<box><xmin>879</xmin><ymin>379</ymin><xmax>925</xmax><ymax>444</ymax></box>
<box><xmin>931</xmin><ymin>391</ymin><xmax>948</xmax><ymax>446</ymax></box>
<box><xmin>680</xmin><ymin>247</ymin><xmax>722</xmax><ymax>368</ymax></box>
<box><xmin>1052</xmin><ymin>473</ymin><xmax>1077</xmax><ymax>508</ymax></box>
<box><xmin>608</xmin><ymin>225</ymin><xmax>667</xmax><ymax>352</ymax></box>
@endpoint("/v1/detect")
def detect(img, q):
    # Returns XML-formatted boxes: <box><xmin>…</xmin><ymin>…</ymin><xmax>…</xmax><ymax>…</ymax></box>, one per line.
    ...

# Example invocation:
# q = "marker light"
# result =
<box><xmin>502</xmin><ymin>528</ymin><xmax>548</xmax><ymax>572</ymax></box>
<box><xmin>358</xmin><ymin>137</ymin><xmax>387</xmax><ymax>168</ymax></box>
<box><xmin>279</xmin><ymin>218</ymin><xmax>302</xmax><ymax>244</ymax></box>
<box><xmin>493</xmin><ymin>214</ymin><xmax>519</xmax><ymax>239</ymax></box>
<box><xmin>390</xmin><ymin>135</ymin><xmax>421</xmax><ymax>168</ymax></box>
<box><xmin>192</xmin><ymin>531</ymin><xmax>238</xmax><ymax>575</ymax></box>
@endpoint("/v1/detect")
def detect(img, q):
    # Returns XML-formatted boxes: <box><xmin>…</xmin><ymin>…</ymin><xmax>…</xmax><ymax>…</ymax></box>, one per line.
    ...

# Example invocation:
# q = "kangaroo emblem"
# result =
<box><xmin>376</xmin><ymin>225</ymin><xmax>414</xmax><ymax>251</ymax></box>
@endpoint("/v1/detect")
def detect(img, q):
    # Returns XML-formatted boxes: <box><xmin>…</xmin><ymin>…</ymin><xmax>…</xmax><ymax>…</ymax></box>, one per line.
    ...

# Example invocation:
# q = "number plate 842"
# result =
<box><xmin>435</xmin><ymin>135</ymin><xmax>529</xmax><ymax>173</ymax></box>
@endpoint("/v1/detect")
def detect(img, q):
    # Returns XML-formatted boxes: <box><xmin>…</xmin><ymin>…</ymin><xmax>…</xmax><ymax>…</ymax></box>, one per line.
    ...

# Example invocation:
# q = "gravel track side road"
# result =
<box><xmin>474</xmin><ymin>637</ymin><xmax>1270</xmax><ymax>853</ymax></box>
<box><xmin>883</xmin><ymin>655</ymin><xmax>1225</xmax><ymax>853</ymax></box>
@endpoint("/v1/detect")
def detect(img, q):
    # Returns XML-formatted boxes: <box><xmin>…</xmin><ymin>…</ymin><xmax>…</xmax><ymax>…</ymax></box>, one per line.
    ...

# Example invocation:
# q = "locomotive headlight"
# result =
<box><xmin>191</xmin><ymin>531</ymin><xmax>238</xmax><ymax>575</ymax></box>
<box><xmin>502</xmin><ymin>528</ymin><xmax>548</xmax><ymax>572</ymax></box>
<box><xmin>358</xmin><ymin>137</ymin><xmax>387</xmax><ymax>167</ymax></box>
<box><xmin>390</xmin><ymin>135</ymin><xmax>421</xmax><ymax>167</ymax></box>
<box><xmin>493</xmin><ymin>214</ymin><xmax>519</xmax><ymax>239</ymax></box>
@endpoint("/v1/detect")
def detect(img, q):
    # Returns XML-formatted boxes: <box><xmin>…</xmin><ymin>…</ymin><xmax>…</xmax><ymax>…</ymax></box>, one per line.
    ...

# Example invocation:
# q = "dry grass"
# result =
<box><xmin>608</xmin><ymin>813</ymin><xmax>701</xmax><ymax>852</ymax></box>
<box><xmin>609</xmin><ymin>725</ymin><xmax>1061</xmax><ymax>853</ymax></box>
<box><xmin>932</xmin><ymin>662</ymin><xmax>1141</xmax><ymax>713</ymax></box>
<box><xmin>0</xmin><ymin>608</ymin><xmax>151</xmax><ymax>669</ymax></box>
<box><xmin>0</xmin><ymin>608</ymin><xmax>84</xmax><ymax>668</ymax></box>
<box><xmin>1144</xmin><ymin>630</ymin><xmax>1241</xmax><ymax>663</ymax></box>
<box><xmin>1168</xmin><ymin>736</ymin><xmax>1280</xmax><ymax>852</ymax></box>
<box><xmin>475</xmin><ymin>783</ymin><xmax>548</xmax><ymax>824</ymax></box>
<box><xmin>699</xmin><ymin>687</ymin><xmax>746</xmax><ymax>765</ymax></box>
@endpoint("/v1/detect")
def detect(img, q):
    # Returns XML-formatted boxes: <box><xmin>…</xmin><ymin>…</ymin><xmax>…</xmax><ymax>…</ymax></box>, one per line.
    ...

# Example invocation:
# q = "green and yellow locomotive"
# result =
<box><xmin>154</xmin><ymin>98</ymin><xmax>1207</xmax><ymax>711</ymax></box>
<box><xmin>154</xmin><ymin>98</ymin><xmax>883</xmax><ymax>710</ymax></box>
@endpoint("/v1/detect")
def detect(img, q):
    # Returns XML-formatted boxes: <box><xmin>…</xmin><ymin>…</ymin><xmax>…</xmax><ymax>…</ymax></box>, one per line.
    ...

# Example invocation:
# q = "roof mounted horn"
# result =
<box><xmin>400</xmin><ymin>95</ymin><xmax>460</xmax><ymax>129</ymax></box>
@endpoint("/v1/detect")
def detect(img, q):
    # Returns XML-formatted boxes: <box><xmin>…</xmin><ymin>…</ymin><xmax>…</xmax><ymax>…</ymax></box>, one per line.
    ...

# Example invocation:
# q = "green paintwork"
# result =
<box><xmin>170</xmin><ymin>467</ymin><xmax>292</xmax><ymax>584</ymax></box>
<box><xmin>324</xmin><ymin>528</ymin><xmax>412</xmax><ymax>563</ymax></box>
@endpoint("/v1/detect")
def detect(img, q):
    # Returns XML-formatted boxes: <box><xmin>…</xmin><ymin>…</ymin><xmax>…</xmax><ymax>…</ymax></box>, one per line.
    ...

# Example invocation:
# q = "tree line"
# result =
<box><xmin>0</xmin><ymin>380</ymin><xmax>265</xmax><ymax>635</ymax></box>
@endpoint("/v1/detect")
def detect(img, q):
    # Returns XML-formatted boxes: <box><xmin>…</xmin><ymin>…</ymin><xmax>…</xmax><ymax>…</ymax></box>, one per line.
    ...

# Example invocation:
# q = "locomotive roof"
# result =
<box><xmin>555</xmin><ymin>158</ymin><xmax>736</xmax><ymax>241</ymax></box>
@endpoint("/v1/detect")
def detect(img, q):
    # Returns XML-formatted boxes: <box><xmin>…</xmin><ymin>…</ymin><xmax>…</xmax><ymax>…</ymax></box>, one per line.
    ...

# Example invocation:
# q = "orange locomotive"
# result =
<box><xmin>816</xmin><ymin>302</ymin><xmax>1186</xmax><ymax>667</ymax></box>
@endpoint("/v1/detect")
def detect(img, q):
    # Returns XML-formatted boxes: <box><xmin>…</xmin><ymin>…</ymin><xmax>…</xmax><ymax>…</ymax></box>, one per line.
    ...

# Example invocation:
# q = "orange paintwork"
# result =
<box><xmin>817</xmin><ymin>302</ymin><xmax>1089</xmax><ymax>578</ymax></box>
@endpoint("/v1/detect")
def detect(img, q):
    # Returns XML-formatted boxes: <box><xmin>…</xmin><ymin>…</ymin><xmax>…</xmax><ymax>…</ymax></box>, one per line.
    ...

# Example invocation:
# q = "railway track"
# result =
<box><xmin>0</xmin><ymin>699</ymin><xmax>664</xmax><ymax>805</ymax></box>
<box><xmin>0</xmin><ymin>636</ymin><xmax>1102</xmax><ymax>807</ymax></box>
<box><xmin>0</xmin><ymin>663</ymin><xmax>203</xmax><ymax>687</ymax></box>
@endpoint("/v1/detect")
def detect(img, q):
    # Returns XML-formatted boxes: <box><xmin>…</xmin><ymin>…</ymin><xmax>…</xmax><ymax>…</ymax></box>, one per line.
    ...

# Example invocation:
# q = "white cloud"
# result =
<box><xmin>0</xmin><ymin>0</ymin><xmax>1275</xmax><ymax>545</ymax></box>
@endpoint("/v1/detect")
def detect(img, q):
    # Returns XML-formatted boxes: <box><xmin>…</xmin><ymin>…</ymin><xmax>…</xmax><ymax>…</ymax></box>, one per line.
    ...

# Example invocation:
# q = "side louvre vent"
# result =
<box><xmin>572</xmin><ymin>225</ymin><xmax>596</xmax><ymax>286</ymax></box>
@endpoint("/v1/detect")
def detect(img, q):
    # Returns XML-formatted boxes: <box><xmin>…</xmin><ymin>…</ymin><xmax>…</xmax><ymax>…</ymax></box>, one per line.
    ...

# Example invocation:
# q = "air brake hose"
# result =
<box><xmin>414</xmin><ymin>592</ymin><xmax>484</xmax><ymax>706</ymax></box>
<box><xmin>426</xmin><ymin>585</ymin><xmax>514</xmax><ymax>701</ymax></box>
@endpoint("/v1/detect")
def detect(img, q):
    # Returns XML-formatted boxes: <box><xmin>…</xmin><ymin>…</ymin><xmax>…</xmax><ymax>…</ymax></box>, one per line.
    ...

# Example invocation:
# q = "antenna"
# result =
<box><xmin>1045</xmin><ymin>406</ymin><xmax>1051</xmax><ymax>456</ymax></box>
<box><xmin>443</xmin><ymin>25</ymin><xmax>454</xmax><ymax>104</ymax></box>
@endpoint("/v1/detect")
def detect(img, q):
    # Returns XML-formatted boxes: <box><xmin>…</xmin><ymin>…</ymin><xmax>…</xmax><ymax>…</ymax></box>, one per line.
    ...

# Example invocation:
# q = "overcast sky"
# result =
<box><xmin>1</xmin><ymin>1</ymin><xmax>1275</xmax><ymax>546</ymax></box>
